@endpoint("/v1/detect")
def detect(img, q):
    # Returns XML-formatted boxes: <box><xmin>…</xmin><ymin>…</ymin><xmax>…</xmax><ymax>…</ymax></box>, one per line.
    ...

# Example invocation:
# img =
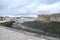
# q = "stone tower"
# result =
<box><xmin>36</xmin><ymin>11</ymin><xmax>50</xmax><ymax>22</ymax></box>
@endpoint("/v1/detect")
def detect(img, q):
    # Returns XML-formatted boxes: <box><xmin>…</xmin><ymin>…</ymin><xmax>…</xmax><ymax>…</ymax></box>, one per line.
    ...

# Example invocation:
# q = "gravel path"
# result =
<box><xmin>0</xmin><ymin>26</ymin><xmax>60</xmax><ymax>40</ymax></box>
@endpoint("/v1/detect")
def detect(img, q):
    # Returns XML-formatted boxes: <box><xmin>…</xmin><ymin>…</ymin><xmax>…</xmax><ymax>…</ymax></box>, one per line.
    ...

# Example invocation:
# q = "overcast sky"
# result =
<box><xmin>0</xmin><ymin>0</ymin><xmax>60</xmax><ymax>16</ymax></box>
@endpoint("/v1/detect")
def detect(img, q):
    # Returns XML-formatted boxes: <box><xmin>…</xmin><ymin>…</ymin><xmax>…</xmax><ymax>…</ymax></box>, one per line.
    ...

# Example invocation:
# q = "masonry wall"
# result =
<box><xmin>35</xmin><ymin>14</ymin><xmax>60</xmax><ymax>22</ymax></box>
<box><xmin>35</xmin><ymin>15</ymin><xmax>50</xmax><ymax>22</ymax></box>
<box><xmin>50</xmin><ymin>16</ymin><xmax>60</xmax><ymax>22</ymax></box>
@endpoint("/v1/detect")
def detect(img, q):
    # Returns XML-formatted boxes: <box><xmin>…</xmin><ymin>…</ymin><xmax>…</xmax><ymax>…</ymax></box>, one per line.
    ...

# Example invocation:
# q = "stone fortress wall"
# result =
<box><xmin>35</xmin><ymin>11</ymin><xmax>60</xmax><ymax>22</ymax></box>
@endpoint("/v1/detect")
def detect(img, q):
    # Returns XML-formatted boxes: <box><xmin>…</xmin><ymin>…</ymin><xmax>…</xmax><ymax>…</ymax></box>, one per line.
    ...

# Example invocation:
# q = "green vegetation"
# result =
<box><xmin>0</xmin><ymin>16</ymin><xmax>3</xmax><ymax>20</ymax></box>
<box><xmin>0</xmin><ymin>21</ymin><xmax>15</xmax><ymax>27</ymax></box>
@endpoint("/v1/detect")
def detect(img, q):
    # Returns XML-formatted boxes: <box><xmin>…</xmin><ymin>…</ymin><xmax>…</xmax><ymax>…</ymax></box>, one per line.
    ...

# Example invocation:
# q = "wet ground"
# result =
<box><xmin>22</xmin><ymin>21</ymin><xmax>60</xmax><ymax>38</ymax></box>
<box><xmin>0</xmin><ymin>18</ymin><xmax>60</xmax><ymax>40</ymax></box>
<box><xmin>0</xmin><ymin>26</ymin><xmax>60</xmax><ymax>40</ymax></box>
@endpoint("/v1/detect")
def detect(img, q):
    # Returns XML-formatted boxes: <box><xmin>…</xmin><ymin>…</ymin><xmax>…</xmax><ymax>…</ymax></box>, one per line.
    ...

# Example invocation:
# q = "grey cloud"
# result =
<box><xmin>47</xmin><ymin>0</ymin><xmax>60</xmax><ymax>4</ymax></box>
<box><xmin>0</xmin><ymin>0</ymin><xmax>60</xmax><ymax>16</ymax></box>
<box><xmin>0</xmin><ymin>5</ymin><xmax>6</xmax><ymax>11</ymax></box>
